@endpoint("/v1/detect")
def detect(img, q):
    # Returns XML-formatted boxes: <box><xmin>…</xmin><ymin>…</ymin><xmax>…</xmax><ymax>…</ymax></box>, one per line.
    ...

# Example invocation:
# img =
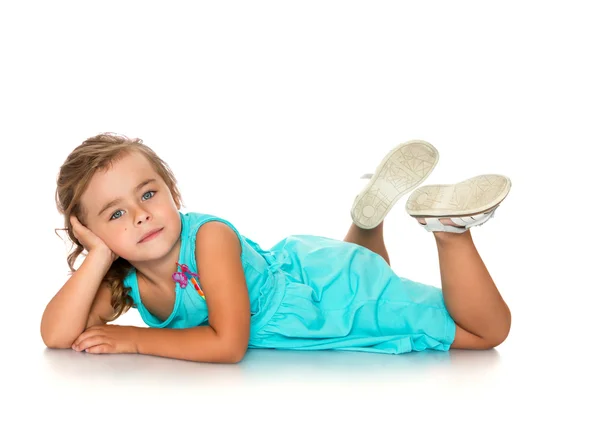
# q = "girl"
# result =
<box><xmin>41</xmin><ymin>134</ymin><xmax>512</xmax><ymax>363</ymax></box>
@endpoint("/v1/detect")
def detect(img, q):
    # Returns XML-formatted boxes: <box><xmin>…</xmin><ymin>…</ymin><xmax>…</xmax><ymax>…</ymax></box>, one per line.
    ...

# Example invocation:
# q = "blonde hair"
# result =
<box><xmin>54</xmin><ymin>132</ymin><xmax>184</xmax><ymax>321</ymax></box>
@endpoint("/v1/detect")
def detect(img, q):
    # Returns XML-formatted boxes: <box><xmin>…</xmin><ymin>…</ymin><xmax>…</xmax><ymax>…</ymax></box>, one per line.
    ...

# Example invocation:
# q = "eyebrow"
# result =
<box><xmin>97</xmin><ymin>178</ymin><xmax>157</xmax><ymax>217</ymax></box>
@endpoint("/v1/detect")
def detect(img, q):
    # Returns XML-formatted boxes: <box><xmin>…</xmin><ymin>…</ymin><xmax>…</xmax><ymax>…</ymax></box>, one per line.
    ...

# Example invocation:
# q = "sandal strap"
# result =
<box><xmin>422</xmin><ymin>218</ymin><xmax>469</xmax><ymax>233</ymax></box>
<box><xmin>420</xmin><ymin>207</ymin><xmax>498</xmax><ymax>234</ymax></box>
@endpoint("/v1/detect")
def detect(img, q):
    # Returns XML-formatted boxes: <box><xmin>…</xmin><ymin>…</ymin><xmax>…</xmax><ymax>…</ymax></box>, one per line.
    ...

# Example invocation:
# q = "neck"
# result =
<box><xmin>130</xmin><ymin>237</ymin><xmax>182</xmax><ymax>290</ymax></box>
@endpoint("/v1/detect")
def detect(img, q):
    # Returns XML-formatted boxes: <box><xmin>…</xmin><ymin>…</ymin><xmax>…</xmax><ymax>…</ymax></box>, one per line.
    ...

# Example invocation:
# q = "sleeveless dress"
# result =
<box><xmin>123</xmin><ymin>211</ymin><xmax>456</xmax><ymax>354</ymax></box>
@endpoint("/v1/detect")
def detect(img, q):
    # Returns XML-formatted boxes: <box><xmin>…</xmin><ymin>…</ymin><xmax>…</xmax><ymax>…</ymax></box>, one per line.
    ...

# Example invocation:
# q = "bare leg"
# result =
<box><xmin>343</xmin><ymin>220</ymin><xmax>390</xmax><ymax>266</ymax></box>
<box><xmin>416</xmin><ymin>216</ymin><xmax>511</xmax><ymax>349</ymax></box>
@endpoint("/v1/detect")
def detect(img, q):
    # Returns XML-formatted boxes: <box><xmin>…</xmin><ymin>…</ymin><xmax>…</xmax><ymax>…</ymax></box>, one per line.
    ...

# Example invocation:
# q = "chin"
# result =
<box><xmin>133</xmin><ymin>229</ymin><xmax>180</xmax><ymax>261</ymax></box>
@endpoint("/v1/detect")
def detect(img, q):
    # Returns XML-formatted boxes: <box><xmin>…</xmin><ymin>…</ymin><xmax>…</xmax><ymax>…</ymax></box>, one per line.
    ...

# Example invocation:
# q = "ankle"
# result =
<box><xmin>433</xmin><ymin>229</ymin><xmax>472</xmax><ymax>244</ymax></box>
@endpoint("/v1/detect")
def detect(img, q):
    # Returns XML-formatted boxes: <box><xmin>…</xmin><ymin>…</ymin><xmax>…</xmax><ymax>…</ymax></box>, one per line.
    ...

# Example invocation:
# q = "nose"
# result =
<box><xmin>135</xmin><ymin>209</ymin><xmax>152</xmax><ymax>225</ymax></box>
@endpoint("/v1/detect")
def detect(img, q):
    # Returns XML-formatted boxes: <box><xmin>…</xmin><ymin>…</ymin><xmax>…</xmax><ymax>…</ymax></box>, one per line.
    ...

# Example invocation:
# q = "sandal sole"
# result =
<box><xmin>405</xmin><ymin>174</ymin><xmax>511</xmax><ymax>217</ymax></box>
<box><xmin>351</xmin><ymin>140</ymin><xmax>439</xmax><ymax>229</ymax></box>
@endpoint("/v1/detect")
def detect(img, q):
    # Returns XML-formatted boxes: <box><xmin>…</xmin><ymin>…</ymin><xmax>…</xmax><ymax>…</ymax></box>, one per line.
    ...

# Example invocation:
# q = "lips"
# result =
<box><xmin>139</xmin><ymin>228</ymin><xmax>163</xmax><ymax>243</ymax></box>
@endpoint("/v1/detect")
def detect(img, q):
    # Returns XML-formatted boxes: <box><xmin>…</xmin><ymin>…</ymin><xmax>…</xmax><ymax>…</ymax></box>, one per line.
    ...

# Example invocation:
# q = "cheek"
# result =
<box><xmin>169</xmin><ymin>211</ymin><xmax>182</xmax><ymax>233</ymax></box>
<box><xmin>103</xmin><ymin>227</ymin><xmax>131</xmax><ymax>252</ymax></box>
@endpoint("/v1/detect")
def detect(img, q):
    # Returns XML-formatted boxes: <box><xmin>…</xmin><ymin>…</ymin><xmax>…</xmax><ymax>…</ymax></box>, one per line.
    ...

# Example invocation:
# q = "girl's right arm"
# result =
<box><xmin>40</xmin><ymin>249</ymin><xmax>115</xmax><ymax>349</ymax></box>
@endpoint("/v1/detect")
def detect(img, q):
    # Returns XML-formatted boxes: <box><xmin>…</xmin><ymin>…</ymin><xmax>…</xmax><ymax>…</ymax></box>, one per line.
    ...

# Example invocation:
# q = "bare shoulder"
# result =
<box><xmin>194</xmin><ymin>220</ymin><xmax>250</xmax><ymax>351</ymax></box>
<box><xmin>194</xmin><ymin>220</ymin><xmax>244</xmax><ymax>281</ymax></box>
<box><xmin>195</xmin><ymin>220</ymin><xmax>242</xmax><ymax>255</ymax></box>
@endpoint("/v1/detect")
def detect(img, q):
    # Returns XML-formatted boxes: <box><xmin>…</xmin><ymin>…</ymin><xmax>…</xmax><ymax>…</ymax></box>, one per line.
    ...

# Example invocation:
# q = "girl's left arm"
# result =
<box><xmin>72</xmin><ymin>221</ymin><xmax>251</xmax><ymax>363</ymax></box>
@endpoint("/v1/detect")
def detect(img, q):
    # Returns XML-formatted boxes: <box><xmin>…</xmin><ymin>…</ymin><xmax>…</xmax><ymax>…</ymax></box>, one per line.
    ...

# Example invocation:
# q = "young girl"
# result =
<box><xmin>41</xmin><ymin>134</ymin><xmax>512</xmax><ymax>363</ymax></box>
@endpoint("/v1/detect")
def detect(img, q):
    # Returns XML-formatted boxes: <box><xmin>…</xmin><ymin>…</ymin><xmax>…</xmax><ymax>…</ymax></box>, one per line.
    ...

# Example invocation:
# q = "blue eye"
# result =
<box><xmin>109</xmin><ymin>191</ymin><xmax>156</xmax><ymax>221</ymax></box>
<box><xmin>142</xmin><ymin>191</ymin><xmax>155</xmax><ymax>201</ymax></box>
<box><xmin>110</xmin><ymin>210</ymin><xmax>124</xmax><ymax>220</ymax></box>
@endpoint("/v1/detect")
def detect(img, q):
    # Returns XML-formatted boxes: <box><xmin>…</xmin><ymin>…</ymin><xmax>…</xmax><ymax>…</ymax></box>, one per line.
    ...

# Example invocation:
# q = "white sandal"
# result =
<box><xmin>351</xmin><ymin>140</ymin><xmax>439</xmax><ymax>229</ymax></box>
<box><xmin>405</xmin><ymin>174</ymin><xmax>511</xmax><ymax>233</ymax></box>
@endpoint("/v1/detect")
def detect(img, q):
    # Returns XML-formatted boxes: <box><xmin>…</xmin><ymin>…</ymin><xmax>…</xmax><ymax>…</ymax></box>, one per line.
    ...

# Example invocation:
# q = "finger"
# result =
<box><xmin>70</xmin><ymin>217</ymin><xmax>83</xmax><ymax>240</ymax></box>
<box><xmin>70</xmin><ymin>216</ymin><xmax>89</xmax><ymax>235</ymax></box>
<box><xmin>72</xmin><ymin>332</ymin><xmax>89</xmax><ymax>348</ymax></box>
<box><xmin>73</xmin><ymin>334</ymin><xmax>106</xmax><ymax>351</ymax></box>
<box><xmin>70</xmin><ymin>215</ymin><xmax>82</xmax><ymax>231</ymax></box>
<box><xmin>85</xmin><ymin>344</ymin><xmax>113</xmax><ymax>354</ymax></box>
<box><xmin>72</xmin><ymin>326</ymin><xmax>102</xmax><ymax>347</ymax></box>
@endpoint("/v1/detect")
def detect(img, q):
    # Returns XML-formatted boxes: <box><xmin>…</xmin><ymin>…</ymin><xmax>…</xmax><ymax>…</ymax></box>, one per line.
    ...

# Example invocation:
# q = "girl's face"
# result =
<box><xmin>79</xmin><ymin>151</ymin><xmax>181</xmax><ymax>263</ymax></box>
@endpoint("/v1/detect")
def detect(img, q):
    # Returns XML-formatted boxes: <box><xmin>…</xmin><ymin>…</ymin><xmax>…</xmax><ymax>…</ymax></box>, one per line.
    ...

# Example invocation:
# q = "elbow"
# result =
<box><xmin>217</xmin><ymin>339</ymin><xmax>248</xmax><ymax>364</ymax></box>
<box><xmin>40</xmin><ymin>317</ymin><xmax>69</xmax><ymax>349</ymax></box>
<box><xmin>41</xmin><ymin>334</ymin><xmax>73</xmax><ymax>350</ymax></box>
<box><xmin>40</xmin><ymin>326</ymin><xmax>75</xmax><ymax>349</ymax></box>
<box><xmin>223</xmin><ymin>345</ymin><xmax>247</xmax><ymax>364</ymax></box>
<box><xmin>212</xmin><ymin>328</ymin><xmax>248</xmax><ymax>363</ymax></box>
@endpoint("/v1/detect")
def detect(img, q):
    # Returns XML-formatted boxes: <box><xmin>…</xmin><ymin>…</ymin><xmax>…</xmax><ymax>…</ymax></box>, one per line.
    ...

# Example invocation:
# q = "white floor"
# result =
<box><xmin>2</xmin><ymin>1</ymin><xmax>599</xmax><ymax>439</ymax></box>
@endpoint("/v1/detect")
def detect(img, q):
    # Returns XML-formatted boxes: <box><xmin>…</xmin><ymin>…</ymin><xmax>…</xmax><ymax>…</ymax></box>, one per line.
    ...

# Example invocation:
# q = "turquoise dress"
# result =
<box><xmin>123</xmin><ymin>211</ymin><xmax>456</xmax><ymax>354</ymax></box>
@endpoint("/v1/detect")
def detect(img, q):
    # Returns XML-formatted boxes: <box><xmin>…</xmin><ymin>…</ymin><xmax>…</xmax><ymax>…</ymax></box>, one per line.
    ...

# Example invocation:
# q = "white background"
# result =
<box><xmin>1</xmin><ymin>1</ymin><xmax>598</xmax><ymax>439</ymax></box>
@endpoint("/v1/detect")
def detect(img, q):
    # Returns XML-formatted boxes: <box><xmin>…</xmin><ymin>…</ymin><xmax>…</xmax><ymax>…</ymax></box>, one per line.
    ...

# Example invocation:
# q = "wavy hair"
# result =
<box><xmin>54</xmin><ymin>133</ymin><xmax>184</xmax><ymax>321</ymax></box>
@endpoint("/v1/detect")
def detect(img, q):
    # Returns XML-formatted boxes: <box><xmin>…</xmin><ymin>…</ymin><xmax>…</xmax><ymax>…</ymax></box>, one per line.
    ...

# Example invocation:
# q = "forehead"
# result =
<box><xmin>82</xmin><ymin>152</ymin><xmax>159</xmax><ymax>209</ymax></box>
